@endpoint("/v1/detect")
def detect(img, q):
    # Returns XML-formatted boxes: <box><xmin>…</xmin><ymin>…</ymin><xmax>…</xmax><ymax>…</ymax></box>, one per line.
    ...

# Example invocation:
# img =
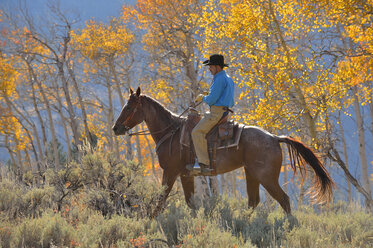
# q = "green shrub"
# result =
<box><xmin>0</xmin><ymin>180</ymin><xmax>23</xmax><ymax>219</ymax></box>
<box><xmin>156</xmin><ymin>199</ymin><xmax>255</xmax><ymax>247</ymax></box>
<box><xmin>11</xmin><ymin>213</ymin><xmax>75</xmax><ymax>248</ymax></box>
<box><xmin>195</xmin><ymin>194</ymin><xmax>291</xmax><ymax>247</ymax></box>
<box><xmin>284</xmin><ymin>205</ymin><xmax>373</xmax><ymax>248</ymax></box>
<box><xmin>157</xmin><ymin>199</ymin><xmax>191</xmax><ymax>245</ymax></box>
<box><xmin>0</xmin><ymin>180</ymin><xmax>54</xmax><ymax>219</ymax></box>
<box><xmin>76</xmin><ymin>212</ymin><xmax>162</xmax><ymax>247</ymax></box>
<box><xmin>0</xmin><ymin>222</ymin><xmax>13</xmax><ymax>248</ymax></box>
<box><xmin>44</xmin><ymin>150</ymin><xmax>165</xmax><ymax>218</ymax></box>
<box><xmin>21</xmin><ymin>186</ymin><xmax>54</xmax><ymax>217</ymax></box>
<box><xmin>45</xmin><ymin>164</ymin><xmax>83</xmax><ymax>212</ymax></box>
<box><xmin>178</xmin><ymin>207</ymin><xmax>255</xmax><ymax>248</ymax></box>
<box><xmin>79</xmin><ymin>152</ymin><xmax>165</xmax><ymax>217</ymax></box>
<box><xmin>1</xmin><ymin>150</ymin><xmax>373</xmax><ymax>248</ymax></box>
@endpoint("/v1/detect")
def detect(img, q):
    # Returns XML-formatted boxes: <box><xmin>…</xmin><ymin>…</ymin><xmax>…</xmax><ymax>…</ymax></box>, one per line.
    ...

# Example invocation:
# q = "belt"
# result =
<box><xmin>223</xmin><ymin>107</ymin><xmax>234</xmax><ymax>113</ymax></box>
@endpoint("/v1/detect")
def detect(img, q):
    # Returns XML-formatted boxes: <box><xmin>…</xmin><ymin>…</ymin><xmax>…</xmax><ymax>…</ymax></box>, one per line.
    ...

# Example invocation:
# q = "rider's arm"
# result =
<box><xmin>203</xmin><ymin>76</ymin><xmax>226</xmax><ymax>106</ymax></box>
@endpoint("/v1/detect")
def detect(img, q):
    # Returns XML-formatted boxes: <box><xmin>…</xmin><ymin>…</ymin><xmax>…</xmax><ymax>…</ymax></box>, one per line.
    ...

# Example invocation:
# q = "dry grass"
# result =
<box><xmin>0</xmin><ymin>151</ymin><xmax>372</xmax><ymax>247</ymax></box>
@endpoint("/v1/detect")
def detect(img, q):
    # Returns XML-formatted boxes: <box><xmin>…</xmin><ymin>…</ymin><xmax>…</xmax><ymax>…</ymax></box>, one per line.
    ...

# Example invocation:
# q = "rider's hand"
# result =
<box><xmin>194</xmin><ymin>94</ymin><xmax>204</xmax><ymax>103</ymax></box>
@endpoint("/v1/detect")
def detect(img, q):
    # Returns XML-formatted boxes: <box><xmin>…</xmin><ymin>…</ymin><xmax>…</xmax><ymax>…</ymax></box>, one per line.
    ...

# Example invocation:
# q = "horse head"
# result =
<box><xmin>112</xmin><ymin>87</ymin><xmax>144</xmax><ymax>136</ymax></box>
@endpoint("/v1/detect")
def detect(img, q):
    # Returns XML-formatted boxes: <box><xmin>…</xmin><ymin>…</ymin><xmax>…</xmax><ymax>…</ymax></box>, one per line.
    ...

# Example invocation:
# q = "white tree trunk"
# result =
<box><xmin>52</xmin><ymin>80</ymin><xmax>72</xmax><ymax>162</ymax></box>
<box><xmin>338</xmin><ymin>111</ymin><xmax>352</xmax><ymax>202</ymax></box>
<box><xmin>353</xmin><ymin>87</ymin><xmax>372</xmax><ymax>200</ymax></box>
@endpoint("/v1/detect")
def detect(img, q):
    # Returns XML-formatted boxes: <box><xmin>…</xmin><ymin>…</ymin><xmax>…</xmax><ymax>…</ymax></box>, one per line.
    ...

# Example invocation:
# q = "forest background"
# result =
<box><xmin>0</xmin><ymin>0</ymin><xmax>372</xmax><ymax>247</ymax></box>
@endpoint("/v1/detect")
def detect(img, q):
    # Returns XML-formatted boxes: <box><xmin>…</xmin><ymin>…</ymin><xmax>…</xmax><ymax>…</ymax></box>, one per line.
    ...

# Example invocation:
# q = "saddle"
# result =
<box><xmin>180</xmin><ymin>108</ymin><xmax>244</xmax><ymax>174</ymax></box>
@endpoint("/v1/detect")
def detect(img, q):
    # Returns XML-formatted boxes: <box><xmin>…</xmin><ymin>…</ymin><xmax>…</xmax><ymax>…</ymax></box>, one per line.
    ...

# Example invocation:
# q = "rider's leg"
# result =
<box><xmin>191</xmin><ymin>105</ymin><xmax>225</xmax><ymax>166</ymax></box>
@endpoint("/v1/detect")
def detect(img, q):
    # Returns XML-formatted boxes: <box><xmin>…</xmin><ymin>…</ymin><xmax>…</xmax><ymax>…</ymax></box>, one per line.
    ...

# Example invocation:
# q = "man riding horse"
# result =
<box><xmin>112</xmin><ymin>54</ymin><xmax>333</xmax><ymax>216</ymax></box>
<box><xmin>190</xmin><ymin>54</ymin><xmax>235</xmax><ymax>173</ymax></box>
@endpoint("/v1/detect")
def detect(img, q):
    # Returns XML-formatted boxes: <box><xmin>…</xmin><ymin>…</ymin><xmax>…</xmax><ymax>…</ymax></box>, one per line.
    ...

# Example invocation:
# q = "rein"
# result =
<box><xmin>126</xmin><ymin>100</ymin><xmax>202</xmax><ymax>155</ymax></box>
<box><xmin>127</xmin><ymin>101</ymin><xmax>201</xmax><ymax>137</ymax></box>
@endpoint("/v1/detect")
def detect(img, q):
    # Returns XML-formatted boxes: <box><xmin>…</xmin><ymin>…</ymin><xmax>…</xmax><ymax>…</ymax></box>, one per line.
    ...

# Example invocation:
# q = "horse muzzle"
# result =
<box><xmin>112</xmin><ymin>124</ymin><xmax>129</xmax><ymax>136</ymax></box>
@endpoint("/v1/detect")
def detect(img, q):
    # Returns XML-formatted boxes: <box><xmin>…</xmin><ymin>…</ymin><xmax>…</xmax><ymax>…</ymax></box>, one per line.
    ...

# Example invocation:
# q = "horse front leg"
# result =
<box><xmin>180</xmin><ymin>175</ymin><xmax>196</xmax><ymax>209</ymax></box>
<box><xmin>152</xmin><ymin>170</ymin><xmax>178</xmax><ymax>217</ymax></box>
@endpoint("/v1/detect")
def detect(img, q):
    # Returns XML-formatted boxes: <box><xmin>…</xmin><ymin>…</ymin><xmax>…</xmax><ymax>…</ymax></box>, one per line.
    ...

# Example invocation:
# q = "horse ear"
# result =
<box><xmin>136</xmin><ymin>87</ymin><xmax>141</xmax><ymax>96</ymax></box>
<box><xmin>129</xmin><ymin>88</ymin><xmax>134</xmax><ymax>95</ymax></box>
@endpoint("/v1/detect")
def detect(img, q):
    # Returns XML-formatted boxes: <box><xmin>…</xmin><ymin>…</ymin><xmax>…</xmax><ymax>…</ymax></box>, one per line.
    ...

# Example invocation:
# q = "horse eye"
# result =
<box><xmin>126</xmin><ymin>105</ymin><xmax>135</xmax><ymax>113</ymax></box>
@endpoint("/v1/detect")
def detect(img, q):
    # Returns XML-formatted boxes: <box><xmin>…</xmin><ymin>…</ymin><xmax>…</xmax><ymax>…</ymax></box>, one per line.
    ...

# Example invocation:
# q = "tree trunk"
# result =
<box><xmin>67</xmin><ymin>60</ymin><xmax>93</xmax><ymax>147</ymax></box>
<box><xmin>338</xmin><ymin>111</ymin><xmax>352</xmax><ymax>203</ymax></box>
<box><xmin>30</xmin><ymin>82</ymin><xmax>48</xmax><ymax>165</ymax></box>
<box><xmin>29</xmin><ymin>82</ymin><xmax>46</xmax><ymax>170</ymax></box>
<box><xmin>21</xmin><ymin>122</ymin><xmax>42</xmax><ymax>176</ymax></box>
<box><xmin>30</xmin><ymin>24</ymin><xmax>81</xmax><ymax>155</ymax></box>
<box><xmin>328</xmin><ymin>148</ymin><xmax>373</xmax><ymax>211</ymax></box>
<box><xmin>353</xmin><ymin>88</ymin><xmax>372</xmax><ymax>201</ymax></box>
<box><xmin>105</xmin><ymin>75</ymin><xmax>119</xmax><ymax>157</ymax></box>
<box><xmin>125</xmin><ymin>133</ymin><xmax>133</xmax><ymax>160</ymax></box>
<box><xmin>283</xmin><ymin>155</ymin><xmax>288</xmax><ymax>194</ymax></box>
<box><xmin>220</xmin><ymin>174</ymin><xmax>228</xmax><ymax>195</ymax></box>
<box><xmin>5</xmin><ymin>135</ymin><xmax>17</xmax><ymax>178</ymax></box>
<box><xmin>24</xmin><ymin>150</ymin><xmax>31</xmax><ymax>169</ymax></box>
<box><xmin>184</xmin><ymin>55</ymin><xmax>199</xmax><ymax>99</ymax></box>
<box><xmin>195</xmin><ymin>176</ymin><xmax>211</xmax><ymax>203</ymax></box>
<box><xmin>144</xmin><ymin>133</ymin><xmax>158</xmax><ymax>182</ymax></box>
<box><xmin>14</xmin><ymin>138</ymin><xmax>23</xmax><ymax>181</ymax></box>
<box><xmin>209</xmin><ymin>176</ymin><xmax>219</xmax><ymax>196</ymax></box>
<box><xmin>109</xmin><ymin>58</ymin><xmax>133</xmax><ymax>160</ymax></box>
<box><xmin>369</xmin><ymin>95</ymin><xmax>373</xmax><ymax>141</ymax></box>
<box><xmin>3</xmin><ymin>95</ymin><xmax>42</xmax><ymax>174</ymax></box>
<box><xmin>28</xmin><ymin>62</ymin><xmax>60</xmax><ymax>170</ymax></box>
<box><xmin>135</xmin><ymin>125</ymin><xmax>143</xmax><ymax>165</ymax></box>
<box><xmin>60</xmin><ymin>114</ymin><xmax>72</xmax><ymax>162</ymax></box>
<box><xmin>230</xmin><ymin>171</ymin><xmax>237</xmax><ymax>198</ymax></box>
<box><xmin>58</xmin><ymin>61</ymin><xmax>81</xmax><ymax>150</ymax></box>
<box><xmin>52</xmin><ymin>79</ymin><xmax>72</xmax><ymax>162</ymax></box>
<box><xmin>268</xmin><ymin>0</ymin><xmax>319</xmax><ymax>205</ymax></box>
<box><xmin>43</xmin><ymin>90</ymin><xmax>60</xmax><ymax>170</ymax></box>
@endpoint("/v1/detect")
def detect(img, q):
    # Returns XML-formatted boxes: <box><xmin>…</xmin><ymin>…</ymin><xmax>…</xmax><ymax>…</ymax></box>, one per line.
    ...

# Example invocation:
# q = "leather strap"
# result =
<box><xmin>156</xmin><ymin>132</ymin><xmax>173</xmax><ymax>153</ymax></box>
<box><xmin>122</xmin><ymin>97</ymin><xmax>142</xmax><ymax>127</ymax></box>
<box><xmin>155</xmin><ymin>125</ymin><xmax>181</xmax><ymax>155</ymax></box>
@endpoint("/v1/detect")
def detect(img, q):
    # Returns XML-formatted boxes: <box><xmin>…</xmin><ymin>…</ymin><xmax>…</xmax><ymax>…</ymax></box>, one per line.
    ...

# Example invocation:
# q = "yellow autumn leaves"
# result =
<box><xmin>0</xmin><ymin>54</ymin><xmax>29</xmax><ymax>151</ymax></box>
<box><xmin>1</xmin><ymin>0</ymin><xmax>371</xmax><ymax>175</ymax></box>
<box><xmin>199</xmin><ymin>0</ymin><xmax>372</xmax><ymax>144</ymax></box>
<box><xmin>71</xmin><ymin>19</ymin><xmax>134</xmax><ymax>62</ymax></box>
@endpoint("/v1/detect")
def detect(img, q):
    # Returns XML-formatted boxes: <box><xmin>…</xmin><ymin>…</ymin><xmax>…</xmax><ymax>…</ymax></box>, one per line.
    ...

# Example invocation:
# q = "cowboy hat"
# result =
<box><xmin>203</xmin><ymin>54</ymin><xmax>229</xmax><ymax>67</ymax></box>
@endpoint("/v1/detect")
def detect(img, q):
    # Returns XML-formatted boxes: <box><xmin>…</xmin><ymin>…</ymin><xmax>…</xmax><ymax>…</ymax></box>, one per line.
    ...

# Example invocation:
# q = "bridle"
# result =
<box><xmin>122</xmin><ymin>97</ymin><xmax>142</xmax><ymax>132</ymax></box>
<box><xmin>121</xmin><ymin>96</ymin><xmax>168</xmax><ymax>136</ymax></box>
<box><xmin>120</xmin><ymin>97</ymin><xmax>202</xmax><ymax>155</ymax></box>
<box><xmin>123</xmin><ymin>97</ymin><xmax>201</xmax><ymax>137</ymax></box>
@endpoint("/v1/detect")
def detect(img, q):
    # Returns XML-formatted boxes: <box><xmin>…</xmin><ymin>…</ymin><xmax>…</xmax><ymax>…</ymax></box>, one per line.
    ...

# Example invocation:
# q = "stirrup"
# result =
<box><xmin>192</xmin><ymin>161</ymin><xmax>201</xmax><ymax>170</ymax></box>
<box><xmin>193</xmin><ymin>161</ymin><xmax>213</xmax><ymax>173</ymax></box>
<box><xmin>186</xmin><ymin>161</ymin><xmax>212</xmax><ymax>174</ymax></box>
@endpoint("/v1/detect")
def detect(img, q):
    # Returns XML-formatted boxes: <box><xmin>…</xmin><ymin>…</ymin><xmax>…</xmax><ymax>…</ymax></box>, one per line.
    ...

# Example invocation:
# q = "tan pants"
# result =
<box><xmin>191</xmin><ymin>105</ymin><xmax>226</xmax><ymax>165</ymax></box>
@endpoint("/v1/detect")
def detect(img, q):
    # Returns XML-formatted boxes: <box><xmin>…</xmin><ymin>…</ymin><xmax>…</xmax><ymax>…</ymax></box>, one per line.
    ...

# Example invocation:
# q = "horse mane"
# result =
<box><xmin>141</xmin><ymin>94</ymin><xmax>185</xmax><ymax>124</ymax></box>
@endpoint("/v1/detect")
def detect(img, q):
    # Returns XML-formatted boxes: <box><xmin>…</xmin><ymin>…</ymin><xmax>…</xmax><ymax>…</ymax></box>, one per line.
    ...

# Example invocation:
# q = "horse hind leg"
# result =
<box><xmin>255</xmin><ymin>146</ymin><xmax>291</xmax><ymax>214</ymax></box>
<box><xmin>261</xmin><ymin>180</ymin><xmax>291</xmax><ymax>215</ymax></box>
<box><xmin>244</xmin><ymin>168</ymin><xmax>260</xmax><ymax>209</ymax></box>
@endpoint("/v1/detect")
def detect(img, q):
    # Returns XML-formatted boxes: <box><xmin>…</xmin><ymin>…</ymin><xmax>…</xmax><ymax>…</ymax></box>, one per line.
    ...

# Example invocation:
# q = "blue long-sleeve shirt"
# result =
<box><xmin>203</xmin><ymin>70</ymin><xmax>234</xmax><ymax>108</ymax></box>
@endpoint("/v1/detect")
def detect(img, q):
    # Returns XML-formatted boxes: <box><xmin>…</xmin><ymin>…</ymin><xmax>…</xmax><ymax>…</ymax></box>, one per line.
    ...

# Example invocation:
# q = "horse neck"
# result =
<box><xmin>141</xmin><ymin>96</ymin><xmax>181</xmax><ymax>142</ymax></box>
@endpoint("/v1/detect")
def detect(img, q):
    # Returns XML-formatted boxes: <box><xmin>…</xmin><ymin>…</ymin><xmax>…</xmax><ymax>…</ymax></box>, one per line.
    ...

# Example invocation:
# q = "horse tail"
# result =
<box><xmin>277</xmin><ymin>136</ymin><xmax>334</xmax><ymax>204</ymax></box>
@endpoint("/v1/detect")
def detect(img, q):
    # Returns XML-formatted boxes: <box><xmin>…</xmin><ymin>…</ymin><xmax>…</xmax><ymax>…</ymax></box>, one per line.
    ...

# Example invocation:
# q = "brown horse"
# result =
<box><xmin>112</xmin><ymin>87</ymin><xmax>333</xmax><ymax>215</ymax></box>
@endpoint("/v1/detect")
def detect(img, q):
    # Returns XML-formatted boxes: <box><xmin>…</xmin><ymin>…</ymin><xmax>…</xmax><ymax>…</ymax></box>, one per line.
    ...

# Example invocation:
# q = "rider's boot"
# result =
<box><xmin>189</xmin><ymin>161</ymin><xmax>213</xmax><ymax>173</ymax></box>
